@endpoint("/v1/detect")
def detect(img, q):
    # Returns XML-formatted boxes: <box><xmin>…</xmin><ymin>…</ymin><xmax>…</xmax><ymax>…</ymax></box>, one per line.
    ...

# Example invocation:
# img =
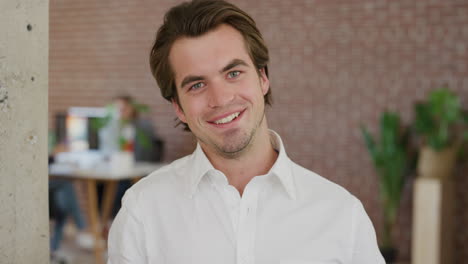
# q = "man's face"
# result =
<box><xmin>116</xmin><ymin>99</ymin><xmax>134</xmax><ymax>121</ymax></box>
<box><xmin>169</xmin><ymin>24</ymin><xmax>269</xmax><ymax>158</ymax></box>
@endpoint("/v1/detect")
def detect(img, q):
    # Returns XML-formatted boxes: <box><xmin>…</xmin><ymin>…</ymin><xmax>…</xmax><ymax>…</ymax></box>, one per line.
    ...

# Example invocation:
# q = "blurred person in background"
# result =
<box><xmin>49</xmin><ymin>95</ymin><xmax>158</xmax><ymax>263</ymax></box>
<box><xmin>98</xmin><ymin>95</ymin><xmax>158</xmax><ymax>217</ymax></box>
<box><xmin>98</xmin><ymin>95</ymin><xmax>156</xmax><ymax>161</ymax></box>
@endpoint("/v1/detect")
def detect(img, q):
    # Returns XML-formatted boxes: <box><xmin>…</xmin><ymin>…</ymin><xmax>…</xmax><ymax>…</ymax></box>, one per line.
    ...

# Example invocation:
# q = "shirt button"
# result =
<box><xmin>238</xmin><ymin>257</ymin><xmax>245</xmax><ymax>264</ymax></box>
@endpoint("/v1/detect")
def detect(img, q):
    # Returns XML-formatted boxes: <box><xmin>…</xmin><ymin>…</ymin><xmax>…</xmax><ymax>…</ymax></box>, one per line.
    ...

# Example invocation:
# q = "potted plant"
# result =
<box><xmin>361</xmin><ymin>111</ymin><xmax>415</xmax><ymax>263</ymax></box>
<box><xmin>90</xmin><ymin>100</ymin><xmax>152</xmax><ymax>153</ymax></box>
<box><xmin>413</xmin><ymin>87</ymin><xmax>468</xmax><ymax>179</ymax></box>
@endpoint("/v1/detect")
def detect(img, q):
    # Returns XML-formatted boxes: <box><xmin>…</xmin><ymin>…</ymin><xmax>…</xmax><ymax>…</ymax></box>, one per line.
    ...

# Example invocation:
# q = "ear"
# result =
<box><xmin>259</xmin><ymin>68</ymin><xmax>270</xmax><ymax>95</ymax></box>
<box><xmin>171</xmin><ymin>99</ymin><xmax>187</xmax><ymax>123</ymax></box>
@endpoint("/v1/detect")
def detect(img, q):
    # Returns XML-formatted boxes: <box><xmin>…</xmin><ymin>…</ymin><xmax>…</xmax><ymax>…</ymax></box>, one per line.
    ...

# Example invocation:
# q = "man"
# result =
<box><xmin>108</xmin><ymin>1</ymin><xmax>385</xmax><ymax>263</ymax></box>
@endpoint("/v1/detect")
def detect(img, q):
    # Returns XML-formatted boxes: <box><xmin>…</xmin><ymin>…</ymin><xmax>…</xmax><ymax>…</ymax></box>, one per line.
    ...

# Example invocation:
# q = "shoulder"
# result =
<box><xmin>127</xmin><ymin>154</ymin><xmax>192</xmax><ymax>201</ymax></box>
<box><xmin>289</xmin><ymin>162</ymin><xmax>371</xmax><ymax>240</ymax></box>
<box><xmin>290</xmin><ymin>161</ymin><xmax>358</xmax><ymax>206</ymax></box>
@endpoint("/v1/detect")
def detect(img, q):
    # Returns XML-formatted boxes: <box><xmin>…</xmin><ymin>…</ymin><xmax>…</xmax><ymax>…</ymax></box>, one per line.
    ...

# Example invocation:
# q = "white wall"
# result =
<box><xmin>0</xmin><ymin>0</ymin><xmax>49</xmax><ymax>263</ymax></box>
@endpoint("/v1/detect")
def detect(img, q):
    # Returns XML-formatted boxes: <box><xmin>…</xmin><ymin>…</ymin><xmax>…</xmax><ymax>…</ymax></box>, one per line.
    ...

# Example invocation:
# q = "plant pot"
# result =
<box><xmin>380</xmin><ymin>247</ymin><xmax>397</xmax><ymax>263</ymax></box>
<box><xmin>417</xmin><ymin>145</ymin><xmax>457</xmax><ymax>179</ymax></box>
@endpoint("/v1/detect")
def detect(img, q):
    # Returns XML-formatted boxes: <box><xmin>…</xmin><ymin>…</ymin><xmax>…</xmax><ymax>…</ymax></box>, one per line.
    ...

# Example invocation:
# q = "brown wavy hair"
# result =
<box><xmin>149</xmin><ymin>0</ymin><xmax>272</xmax><ymax>130</ymax></box>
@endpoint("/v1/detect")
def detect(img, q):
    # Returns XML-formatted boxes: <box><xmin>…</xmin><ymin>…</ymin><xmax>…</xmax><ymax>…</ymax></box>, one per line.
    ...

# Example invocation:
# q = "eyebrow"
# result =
<box><xmin>220</xmin><ymin>59</ymin><xmax>249</xmax><ymax>73</ymax></box>
<box><xmin>179</xmin><ymin>59</ymin><xmax>250</xmax><ymax>89</ymax></box>
<box><xmin>180</xmin><ymin>75</ymin><xmax>205</xmax><ymax>89</ymax></box>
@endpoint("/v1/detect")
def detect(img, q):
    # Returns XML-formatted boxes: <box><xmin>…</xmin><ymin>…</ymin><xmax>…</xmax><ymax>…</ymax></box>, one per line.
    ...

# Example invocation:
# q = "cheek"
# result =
<box><xmin>180</xmin><ymin>97</ymin><xmax>207</xmax><ymax>121</ymax></box>
<box><xmin>240</xmin><ymin>79</ymin><xmax>265</xmax><ymax>103</ymax></box>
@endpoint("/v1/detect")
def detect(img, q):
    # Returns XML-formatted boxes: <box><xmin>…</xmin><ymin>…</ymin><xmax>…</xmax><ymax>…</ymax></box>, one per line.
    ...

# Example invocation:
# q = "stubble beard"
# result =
<box><xmin>214</xmin><ymin>128</ymin><xmax>254</xmax><ymax>159</ymax></box>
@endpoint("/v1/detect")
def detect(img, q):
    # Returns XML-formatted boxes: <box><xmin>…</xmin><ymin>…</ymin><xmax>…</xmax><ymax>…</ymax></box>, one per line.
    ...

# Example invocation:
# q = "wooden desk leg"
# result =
<box><xmin>86</xmin><ymin>179</ymin><xmax>104</xmax><ymax>264</ymax></box>
<box><xmin>131</xmin><ymin>176</ymin><xmax>142</xmax><ymax>185</ymax></box>
<box><xmin>101</xmin><ymin>181</ymin><xmax>118</xmax><ymax>232</ymax></box>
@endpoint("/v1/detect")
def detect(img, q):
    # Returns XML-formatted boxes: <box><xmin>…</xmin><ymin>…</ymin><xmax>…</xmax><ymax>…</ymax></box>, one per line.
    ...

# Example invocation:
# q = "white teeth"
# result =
<box><xmin>214</xmin><ymin>112</ymin><xmax>240</xmax><ymax>124</ymax></box>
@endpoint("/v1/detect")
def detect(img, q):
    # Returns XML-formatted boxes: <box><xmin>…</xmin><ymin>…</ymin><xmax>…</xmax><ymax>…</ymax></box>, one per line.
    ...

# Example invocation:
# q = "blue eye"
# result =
<box><xmin>190</xmin><ymin>82</ymin><xmax>205</xmax><ymax>90</ymax></box>
<box><xmin>227</xmin><ymin>71</ymin><xmax>240</xmax><ymax>78</ymax></box>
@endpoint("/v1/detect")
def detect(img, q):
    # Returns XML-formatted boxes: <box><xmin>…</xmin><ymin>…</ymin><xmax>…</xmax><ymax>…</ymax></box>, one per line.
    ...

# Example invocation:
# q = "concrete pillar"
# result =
<box><xmin>0</xmin><ymin>0</ymin><xmax>49</xmax><ymax>263</ymax></box>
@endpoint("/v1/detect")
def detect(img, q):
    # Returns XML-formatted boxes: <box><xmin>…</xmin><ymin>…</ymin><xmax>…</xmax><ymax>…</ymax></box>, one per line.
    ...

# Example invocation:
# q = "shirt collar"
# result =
<box><xmin>186</xmin><ymin>143</ymin><xmax>217</xmax><ymax>198</ymax></box>
<box><xmin>268</xmin><ymin>130</ymin><xmax>296</xmax><ymax>200</ymax></box>
<box><xmin>186</xmin><ymin>130</ymin><xmax>296</xmax><ymax>200</ymax></box>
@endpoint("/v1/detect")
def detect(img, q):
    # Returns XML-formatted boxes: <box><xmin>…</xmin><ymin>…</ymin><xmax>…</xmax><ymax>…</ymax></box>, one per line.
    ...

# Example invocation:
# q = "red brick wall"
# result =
<box><xmin>50</xmin><ymin>0</ymin><xmax>468</xmax><ymax>261</ymax></box>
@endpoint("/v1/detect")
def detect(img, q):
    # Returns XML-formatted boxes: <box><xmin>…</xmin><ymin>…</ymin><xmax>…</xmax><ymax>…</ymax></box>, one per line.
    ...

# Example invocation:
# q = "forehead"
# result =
<box><xmin>169</xmin><ymin>24</ymin><xmax>252</xmax><ymax>85</ymax></box>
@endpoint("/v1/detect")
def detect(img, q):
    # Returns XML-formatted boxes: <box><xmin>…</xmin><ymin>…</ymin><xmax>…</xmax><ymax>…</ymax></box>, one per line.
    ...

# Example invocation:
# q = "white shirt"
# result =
<box><xmin>108</xmin><ymin>131</ymin><xmax>385</xmax><ymax>264</ymax></box>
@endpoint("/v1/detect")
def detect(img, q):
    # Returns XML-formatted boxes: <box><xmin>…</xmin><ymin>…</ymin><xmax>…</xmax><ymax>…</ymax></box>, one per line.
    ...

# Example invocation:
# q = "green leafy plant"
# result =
<box><xmin>90</xmin><ymin>102</ymin><xmax>152</xmax><ymax>150</ymax></box>
<box><xmin>89</xmin><ymin>104</ymin><xmax>114</xmax><ymax>132</ymax></box>
<box><xmin>361</xmin><ymin>112</ymin><xmax>414</xmax><ymax>249</ymax></box>
<box><xmin>414</xmin><ymin>87</ymin><xmax>468</xmax><ymax>151</ymax></box>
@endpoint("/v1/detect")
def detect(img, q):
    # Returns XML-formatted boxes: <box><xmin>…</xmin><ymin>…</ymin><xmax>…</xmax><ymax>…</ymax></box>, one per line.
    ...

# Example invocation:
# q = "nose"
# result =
<box><xmin>208</xmin><ymin>80</ymin><xmax>234</xmax><ymax>108</ymax></box>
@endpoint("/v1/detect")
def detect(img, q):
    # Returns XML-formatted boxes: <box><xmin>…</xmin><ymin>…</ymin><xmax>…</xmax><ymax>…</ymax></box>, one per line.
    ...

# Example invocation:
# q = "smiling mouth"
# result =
<box><xmin>209</xmin><ymin>110</ymin><xmax>244</xmax><ymax>125</ymax></box>
<box><xmin>213</xmin><ymin>112</ymin><xmax>240</xmax><ymax>124</ymax></box>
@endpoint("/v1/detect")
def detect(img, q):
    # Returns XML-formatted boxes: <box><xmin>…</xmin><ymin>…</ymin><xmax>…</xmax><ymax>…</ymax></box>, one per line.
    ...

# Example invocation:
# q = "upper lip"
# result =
<box><xmin>207</xmin><ymin>109</ymin><xmax>245</xmax><ymax>123</ymax></box>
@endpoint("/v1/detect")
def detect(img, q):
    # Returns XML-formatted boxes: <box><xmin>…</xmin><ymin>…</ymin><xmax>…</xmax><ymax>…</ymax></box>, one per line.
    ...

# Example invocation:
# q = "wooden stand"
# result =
<box><xmin>411</xmin><ymin>178</ymin><xmax>454</xmax><ymax>264</ymax></box>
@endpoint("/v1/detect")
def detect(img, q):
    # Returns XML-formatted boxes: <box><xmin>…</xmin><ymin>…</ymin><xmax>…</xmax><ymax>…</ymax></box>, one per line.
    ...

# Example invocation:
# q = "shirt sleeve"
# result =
<box><xmin>350</xmin><ymin>197</ymin><xmax>386</xmax><ymax>264</ymax></box>
<box><xmin>107</xmin><ymin>189</ymin><xmax>147</xmax><ymax>264</ymax></box>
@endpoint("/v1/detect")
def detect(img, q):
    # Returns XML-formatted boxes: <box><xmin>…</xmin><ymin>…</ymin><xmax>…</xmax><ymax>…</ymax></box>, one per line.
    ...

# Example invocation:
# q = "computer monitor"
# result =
<box><xmin>64</xmin><ymin>107</ymin><xmax>107</xmax><ymax>152</ymax></box>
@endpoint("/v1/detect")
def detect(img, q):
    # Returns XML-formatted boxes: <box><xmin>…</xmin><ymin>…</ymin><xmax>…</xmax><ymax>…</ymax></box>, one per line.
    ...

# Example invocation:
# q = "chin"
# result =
<box><xmin>215</xmin><ymin>130</ymin><xmax>253</xmax><ymax>157</ymax></box>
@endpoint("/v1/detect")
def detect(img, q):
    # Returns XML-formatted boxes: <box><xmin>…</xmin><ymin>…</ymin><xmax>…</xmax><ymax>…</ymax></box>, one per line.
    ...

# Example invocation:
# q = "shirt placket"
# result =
<box><xmin>236</xmin><ymin>182</ymin><xmax>259</xmax><ymax>264</ymax></box>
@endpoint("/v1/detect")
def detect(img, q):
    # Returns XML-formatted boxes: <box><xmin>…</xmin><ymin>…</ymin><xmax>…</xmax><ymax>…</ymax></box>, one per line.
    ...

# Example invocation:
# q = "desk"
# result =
<box><xmin>49</xmin><ymin>162</ymin><xmax>166</xmax><ymax>264</ymax></box>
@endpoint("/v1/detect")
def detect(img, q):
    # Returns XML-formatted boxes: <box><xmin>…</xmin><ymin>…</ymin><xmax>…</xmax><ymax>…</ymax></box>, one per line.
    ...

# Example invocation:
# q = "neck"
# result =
<box><xmin>201</xmin><ymin>122</ymin><xmax>278</xmax><ymax>196</ymax></box>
